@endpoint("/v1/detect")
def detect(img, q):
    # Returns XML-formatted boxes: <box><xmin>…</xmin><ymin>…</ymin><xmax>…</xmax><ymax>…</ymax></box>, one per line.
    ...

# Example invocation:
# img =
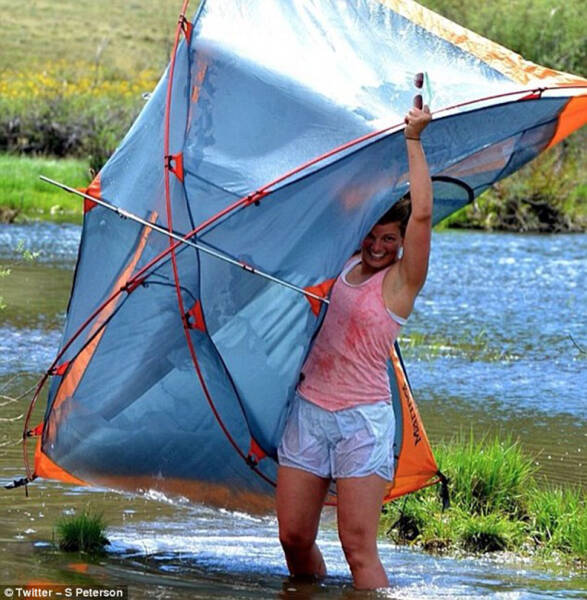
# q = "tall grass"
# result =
<box><xmin>382</xmin><ymin>434</ymin><xmax>586</xmax><ymax>563</ymax></box>
<box><xmin>529</xmin><ymin>487</ymin><xmax>586</xmax><ymax>557</ymax></box>
<box><xmin>55</xmin><ymin>509</ymin><xmax>109</xmax><ymax>553</ymax></box>
<box><xmin>435</xmin><ymin>434</ymin><xmax>536</xmax><ymax>518</ymax></box>
<box><xmin>0</xmin><ymin>155</ymin><xmax>90</xmax><ymax>222</ymax></box>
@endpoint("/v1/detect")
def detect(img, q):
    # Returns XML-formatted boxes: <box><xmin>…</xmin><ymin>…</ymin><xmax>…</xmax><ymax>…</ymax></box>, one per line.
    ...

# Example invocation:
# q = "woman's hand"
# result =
<box><xmin>404</xmin><ymin>106</ymin><xmax>431</xmax><ymax>140</ymax></box>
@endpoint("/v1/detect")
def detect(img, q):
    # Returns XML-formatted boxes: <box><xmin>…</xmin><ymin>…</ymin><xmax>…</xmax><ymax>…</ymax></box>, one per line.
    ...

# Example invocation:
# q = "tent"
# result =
<box><xmin>19</xmin><ymin>0</ymin><xmax>586</xmax><ymax>510</ymax></box>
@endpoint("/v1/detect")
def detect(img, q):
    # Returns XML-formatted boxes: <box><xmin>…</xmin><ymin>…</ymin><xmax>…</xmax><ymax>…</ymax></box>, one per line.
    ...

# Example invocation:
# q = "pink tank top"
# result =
<box><xmin>298</xmin><ymin>257</ymin><xmax>406</xmax><ymax>411</ymax></box>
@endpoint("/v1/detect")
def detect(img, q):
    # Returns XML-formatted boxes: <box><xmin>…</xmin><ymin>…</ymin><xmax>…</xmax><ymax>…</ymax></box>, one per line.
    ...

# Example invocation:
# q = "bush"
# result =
<box><xmin>0</xmin><ymin>62</ymin><xmax>157</xmax><ymax>171</ymax></box>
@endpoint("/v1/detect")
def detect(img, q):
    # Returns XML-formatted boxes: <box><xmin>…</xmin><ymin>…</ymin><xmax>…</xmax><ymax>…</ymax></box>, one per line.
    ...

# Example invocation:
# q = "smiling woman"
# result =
<box><xmin>360</xmin><ymin>201</ymin><xmax>409</xmax><ymax>273</ymax></box>
<box><xmin>276</xmin><ymin>105</ymin><xmax>433</xmax><ymax>590</ymax></box>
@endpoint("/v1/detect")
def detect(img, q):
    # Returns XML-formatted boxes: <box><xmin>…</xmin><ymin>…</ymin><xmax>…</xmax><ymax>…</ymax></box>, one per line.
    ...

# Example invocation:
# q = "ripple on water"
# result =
<box><xmin>0</xmin><ymin>222</ymin><xmax>81</xmax><ymax>265</ymax></box>
<box><xmin>0</xmin><ymin>326</ymin><xmax>62</xmax><ymax>376</ymax></box>
<box><xmin>103</xmin><ymin>506</ymin><xmax>586</xmax><ymax>599</ymax></box>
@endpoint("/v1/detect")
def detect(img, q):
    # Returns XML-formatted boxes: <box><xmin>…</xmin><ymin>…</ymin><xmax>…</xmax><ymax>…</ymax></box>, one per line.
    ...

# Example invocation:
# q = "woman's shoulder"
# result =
<box><xmin>340</xmin><ymin>254</ymin><xmax>361</xmax><ymax>277</ymax></box>
<box><xmin>345</xmin><ymin>253</ymin><xmax>361</xmax><ymax>266</ymax></box>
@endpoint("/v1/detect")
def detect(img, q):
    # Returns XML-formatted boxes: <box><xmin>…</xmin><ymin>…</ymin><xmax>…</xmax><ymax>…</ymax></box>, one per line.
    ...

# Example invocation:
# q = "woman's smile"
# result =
<box><xmin>361</xmin><ymin>222</ymin><xmax>403</xmax><ymax>272</ymax></box>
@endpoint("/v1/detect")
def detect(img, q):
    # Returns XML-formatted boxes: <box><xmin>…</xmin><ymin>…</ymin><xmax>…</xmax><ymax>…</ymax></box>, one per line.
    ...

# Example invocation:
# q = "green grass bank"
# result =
<box><xmin>0</xmin><ymin>0</ymin><xmax>585</xmax><ymax>229</ymax></box>
<box><xmin>382</xmin><ymin>435</ymin><xmax>586</xmax><ymax>565</ymax></box>
<box><xmin>0</xmin><ymin>155</ymin><xmax>90</xmax><ymax>223</ymax></box>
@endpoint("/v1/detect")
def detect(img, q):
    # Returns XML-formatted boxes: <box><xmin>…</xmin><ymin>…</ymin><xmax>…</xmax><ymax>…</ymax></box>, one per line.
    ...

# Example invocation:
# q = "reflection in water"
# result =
<box><xmin>0</xmin><ymin>224</ymin><xmax>585</xmax><ymax>597</ymax></box>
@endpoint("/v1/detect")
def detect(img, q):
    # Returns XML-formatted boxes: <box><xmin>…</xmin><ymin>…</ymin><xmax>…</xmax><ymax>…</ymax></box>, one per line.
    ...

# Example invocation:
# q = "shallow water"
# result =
<box><xmin>1</xmin><ymin>481</ymin><xmax>586</xmax><ymax>599</ymax></box>
<box><xmin>0</xmin><ymin>223</ymin><xmax>585</xmax><ymax>597</ymax></box>
<box><xmin>406</xmin><ymin>231</ymin><xmax>585</xmax><ymax>488</ymax></box>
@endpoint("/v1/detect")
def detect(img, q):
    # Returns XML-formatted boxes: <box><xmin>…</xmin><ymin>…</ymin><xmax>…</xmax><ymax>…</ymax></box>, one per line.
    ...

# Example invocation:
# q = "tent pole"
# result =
<box><xmin>39</xmin><ymin>176</ymin><xmax>329</xmax><ymax>306</ymax></box>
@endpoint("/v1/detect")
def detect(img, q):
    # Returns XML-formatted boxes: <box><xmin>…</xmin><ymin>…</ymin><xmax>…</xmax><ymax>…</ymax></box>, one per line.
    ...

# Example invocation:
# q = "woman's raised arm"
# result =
<box><xmin>399</xmin><ymin>106</ymin><xmax>433</xmax><ymax>292</ymax></box>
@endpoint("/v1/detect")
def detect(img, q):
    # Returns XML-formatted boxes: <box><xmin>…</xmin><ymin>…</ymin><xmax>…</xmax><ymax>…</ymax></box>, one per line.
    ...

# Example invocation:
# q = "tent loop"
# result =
<box><xmin>437</xmin><ymin>471</ymin><xmax>451</xmax><ymax>511</ymax></box>
<box><xmin>49</xmin><ymin>361</ymin><xmax>70</xmax><ymax>376</ymax></box>
<box><xmin>178</xmin><ymin>14</ymin><xmax>193</xmax><ymax>42</ymax></box>
<box><xmin>4</xmin><ymin>476</ymin><xmax>34</xmax><ymax>494</ymax></box>
<box><xmin>165</xmin><ymin>152</ymin><xmax>184</xmax><ymax>182</ymax></box>
<box><xmin>244</xmin><ymin>189</ymin><xmax>269</xmax><ymax>206</ymax></box>
<box><xmin>121</xmin><ymin>277</ymin><xmax>146</xmax><ymax>294</ymax></box>
<box><xmin>25</xmin><ymin>424</ymin><xmax>43</xmax><ymax>438</ymax></box>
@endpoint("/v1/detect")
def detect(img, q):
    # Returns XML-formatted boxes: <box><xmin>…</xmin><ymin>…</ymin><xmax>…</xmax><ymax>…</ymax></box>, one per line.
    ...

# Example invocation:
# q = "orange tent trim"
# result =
<box><xmin>305</xmin><ymin>278</ymin><xmax>335</xmax><ymax>316</ymax></box>
<box><xmin>78</xmin><ymin>173</ymin><xmax>101</xmax><ymax>213</ymax></box>
<box><xmin>377</xmin><ymin>0</ymin><xmax>585</xmax><ymax>87</ymax></box>
<box><xmin>383</xmin><ymin>345</ymin><xmax>439</xmax><ymax>503</ymax></box>
<box><xmin>546</xmin><ymin>96</ymin><xmax>587</xmax><ymax>149</ymax></box>
<box><xmin>45</xmin><ymin>212</ymin><xmax>159</xmax><ymax>441</ymax></box>
<box><xmin>34</xmin><ymin>437</ymin><xmax>87</xmax><ymax>486</ymax></box>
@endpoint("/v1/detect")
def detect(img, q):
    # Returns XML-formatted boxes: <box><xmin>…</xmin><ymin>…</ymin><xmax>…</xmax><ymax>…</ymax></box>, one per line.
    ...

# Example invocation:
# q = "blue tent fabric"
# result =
<box><xmin>31</xmin><ymin>0</ymin><xmax>585</xmax><ymax>507</ymax></box>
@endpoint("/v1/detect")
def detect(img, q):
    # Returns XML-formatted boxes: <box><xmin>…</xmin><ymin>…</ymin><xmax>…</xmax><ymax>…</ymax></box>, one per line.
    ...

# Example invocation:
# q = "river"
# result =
<box><xmin>0</xmin><ymin>222</ymin><xmax>585</xmax><ymax>598</ymax></box>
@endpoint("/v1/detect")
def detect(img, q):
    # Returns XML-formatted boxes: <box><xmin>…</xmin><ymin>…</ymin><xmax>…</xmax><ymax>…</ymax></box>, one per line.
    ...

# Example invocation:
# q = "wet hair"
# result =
<box><xmin>377</xmin><ymin>193</ymin><xmax>411</xmax><ymax>237</ymax></box>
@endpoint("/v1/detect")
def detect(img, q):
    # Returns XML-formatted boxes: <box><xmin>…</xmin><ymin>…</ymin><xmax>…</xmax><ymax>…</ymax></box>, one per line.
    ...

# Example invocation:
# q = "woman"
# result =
<box><xmin>276</xmin><ymin>104</ymin><xmax>433</xmax><ymax>590</ymax></box>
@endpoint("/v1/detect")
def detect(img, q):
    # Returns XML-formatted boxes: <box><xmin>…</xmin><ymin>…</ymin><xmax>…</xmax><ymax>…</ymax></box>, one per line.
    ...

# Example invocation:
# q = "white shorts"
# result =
<box><xmin>277</xmin><ymin>393</ymin><xmax>395</xmax><ymax>481</ymax></box>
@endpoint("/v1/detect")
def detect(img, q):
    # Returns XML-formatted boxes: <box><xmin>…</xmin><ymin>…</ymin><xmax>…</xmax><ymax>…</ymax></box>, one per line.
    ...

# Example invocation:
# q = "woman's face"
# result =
<box><xmin>361</xmin><ymin>221</ymin><xmax>403</xmax><ymax>272</ymax></box>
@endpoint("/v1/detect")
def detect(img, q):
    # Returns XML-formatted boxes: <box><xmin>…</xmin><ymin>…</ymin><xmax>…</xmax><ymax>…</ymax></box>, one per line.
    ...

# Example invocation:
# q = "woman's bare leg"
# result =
<box><xmin>276</xmin><ymin>465</ymin><xmax>331</xmax><ymax>577</ymax></box>
<box><xmin>336</xmin><ymin>474</ymin><xmax>389</xmax><ymax>590</ymax></box>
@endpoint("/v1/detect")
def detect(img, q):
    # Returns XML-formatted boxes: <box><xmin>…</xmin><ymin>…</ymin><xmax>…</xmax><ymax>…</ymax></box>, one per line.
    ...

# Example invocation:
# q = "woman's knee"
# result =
<box><xmin>279</xmin><ymin>526</ymin><xmax>316</xmax><ymax>553</ymax></box>
<box><xmin>339</xmin><ymin>526</ymin><xmax>378</xmax><ymax>568</ymax></box>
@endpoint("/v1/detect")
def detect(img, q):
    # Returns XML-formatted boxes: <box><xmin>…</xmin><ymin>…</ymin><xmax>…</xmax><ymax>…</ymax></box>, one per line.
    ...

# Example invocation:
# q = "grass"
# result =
<box><xmin>459</xmin><ymin>512</ymin><xmax>526</xmax><ymax>553</ymax></box>
<box><xmin>0</xmin><ymin>0</ymin><xmax>584</xmax><ymax>229</ymax></box>
<box><xmin>0</xmin><ymin>0</ymin><xmax>181</xmax><ymax>170</ymax></box>
<box><xmin>529</xmin><ymin>487</ymin><xmax>587</xmax><ymax>557</ymax></box>
<box><xmin>436</xmin><ymin>434</ymin><xmax>536</xmax><ymax>518</ymax></box>
<box><xmin>382</xmin><ymin>434</ymin><xmax>586</xmax><ymax>564</ymax></box>
<box><xmin>0</xmin><ymin>0</ymin><xmax>181</xmax><ymax>76</ymax></box>
<box><xmin>398</xmin><ymin>330</ymin><xmax>518</xmax><ymax>362</ymax></box>
<box><xmin>55</xmin><ymin>508</ymin><xmax>109</xmax><ymax>553</ymax></box>
<box><xmin>0</xmin><ymin>67</ymin><xmax>157</xmax><ymax>172</ymax></box>
<box><xmin>0</xmin><ymin>155</ymin><xmax>90</xmax><ymax>222</ymax></box>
